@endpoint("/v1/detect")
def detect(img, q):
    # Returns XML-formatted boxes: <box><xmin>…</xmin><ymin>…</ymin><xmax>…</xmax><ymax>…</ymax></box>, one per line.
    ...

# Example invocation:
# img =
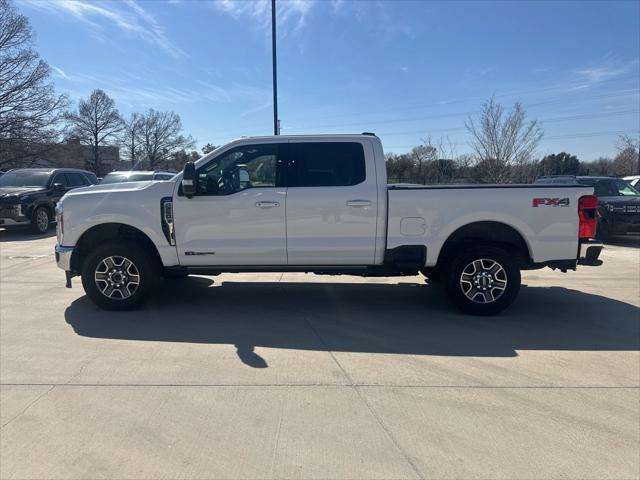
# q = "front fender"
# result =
<box><xmin>60</xmin><ymin>181</ymin><xmax>178</xmax><ymax>266</ymax></box>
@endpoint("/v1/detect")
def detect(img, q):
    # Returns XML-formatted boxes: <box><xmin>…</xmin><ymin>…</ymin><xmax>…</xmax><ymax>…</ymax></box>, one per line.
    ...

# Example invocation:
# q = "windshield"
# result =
<box><xmin>100</xmin><ymin>173</ymin><xmax>154</xmax><ymax>184</ymax></box>
<box><xmin>0</xmin><ymin>171</ymin><xmax>50</xmax><ymax>188</ymax></box>
<box><xmin>581</xmin><ymin>178</ymin><xmax>640</xmax><ymax>197</ymax></box>
<box><xmin>612</xmin><ymin>179</ymin><xmax>640</xmax><ymax>196</ymax></box>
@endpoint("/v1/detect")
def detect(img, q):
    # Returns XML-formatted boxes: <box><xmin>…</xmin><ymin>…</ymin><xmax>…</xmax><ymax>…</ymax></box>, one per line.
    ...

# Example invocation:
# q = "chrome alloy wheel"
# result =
<box><xmin>94</xmin><ymin>256</ymin><xmax>140</xmax><ymax>299</ymax></box>
<box><xmin>459</xmin><ymin>258</ymin><xmax>507</xmax><ymax>304</ymax></box>
<box><xmin>36</xmin><ymin>208</ymin><xmax>49</xmax><ymax>232</ymax></box>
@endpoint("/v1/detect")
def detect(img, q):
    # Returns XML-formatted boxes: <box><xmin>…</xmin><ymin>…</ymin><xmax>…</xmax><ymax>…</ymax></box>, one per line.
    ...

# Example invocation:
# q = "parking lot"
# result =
<box><xmin>0</xmin><ymin>229</ymin><xmax>638</xmax><ymax>479</ymax></box>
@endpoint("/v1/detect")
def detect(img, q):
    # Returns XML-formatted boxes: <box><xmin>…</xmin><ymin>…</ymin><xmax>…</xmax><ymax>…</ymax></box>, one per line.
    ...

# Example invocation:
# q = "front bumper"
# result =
<box><xmin>0</xmin><ymin>204</ymin><xmax>29</xmax><ymax>226</ymax></box>
<box><xmin>578</xmin><ymin>240</ymin><xmax>603</xmax><ymax>266</ymax></box>
<box><xmin>55</xmin><ymin>244</ymin><xmax>74</xmax><ymax>271</ymax></box>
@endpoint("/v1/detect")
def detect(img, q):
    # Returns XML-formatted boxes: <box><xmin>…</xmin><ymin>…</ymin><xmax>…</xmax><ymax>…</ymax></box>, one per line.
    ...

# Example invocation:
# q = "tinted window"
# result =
<box><xmin>66</xmin><ymin>173</ymin><xmax>88</xmax><ymax>187</ymax></box>
<box><xmin>593</xmin><ymin>180</ymin><xmax>618</xmax><ymax>197</ymax></box>
<box><xmin>154</xmin><ymin>173</ymin><xmax>174</xmax><ymax>180</ymax></box>
<box><xmin>196</xmin><ymin>144</ymin><xmax>281</xmax><ymax>196</ymax></box>
<box><xmin>288</xmin><ymin>142</ymin><xmax>366</xmax><ymax>187</ymax></box>
<box><xmin>0</xmin><ymin>170</ymin><xmax>50</xmax><ymax>187</ymax></box>
<box><xmin>84</xmin><ymin>172</ymin><xmax>98</xmax><ymax>184</ymax></box>
<box><xmin>613</xmin><ymin>179</ymin><xmax>639</xmax><ymax>196</ymax></box>
<box><xmin>51</xmin><ymin>173</ymin><xmax>69</xmax><ymax>187</ymax></box>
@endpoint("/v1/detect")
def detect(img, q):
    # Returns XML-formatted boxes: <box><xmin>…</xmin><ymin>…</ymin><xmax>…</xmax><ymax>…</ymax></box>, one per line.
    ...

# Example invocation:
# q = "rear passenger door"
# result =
<box><xmin>285</xmin><ymin>140</ymin><xmax>378</xmax><ymax>265</ymax></box>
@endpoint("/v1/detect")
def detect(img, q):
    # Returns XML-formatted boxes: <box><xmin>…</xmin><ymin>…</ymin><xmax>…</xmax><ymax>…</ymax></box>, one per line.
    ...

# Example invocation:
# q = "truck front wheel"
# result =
<box><xmin>81</xmin><ymin>241</ymin><xmax>159</xmax><ymax>310</ymax></box>
<box><xmin>445</xmin><ymin>246</ymin><xmax>520</xmax><ymax>315</ymax></box>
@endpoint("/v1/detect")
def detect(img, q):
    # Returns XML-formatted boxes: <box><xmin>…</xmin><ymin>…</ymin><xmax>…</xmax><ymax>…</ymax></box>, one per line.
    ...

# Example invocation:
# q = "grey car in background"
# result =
<box><xmin>99</xmin><ymin>171</ymin><xmax>176</xmax><ymax>185</ymax></box>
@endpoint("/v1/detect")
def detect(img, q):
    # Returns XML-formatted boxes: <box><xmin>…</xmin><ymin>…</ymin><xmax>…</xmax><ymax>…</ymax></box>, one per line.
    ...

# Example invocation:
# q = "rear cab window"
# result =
<box><xmin>287</xmin><ymin>142</ymin><xmax>366</xmax><ymax>187</ymax></box>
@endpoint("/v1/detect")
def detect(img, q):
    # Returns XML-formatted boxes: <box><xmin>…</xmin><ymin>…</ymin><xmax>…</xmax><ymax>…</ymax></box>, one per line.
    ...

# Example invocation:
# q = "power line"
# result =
<box><xmin>369</xmin><ymin>110</ymin><xmax>640</xmax><ymax>137</ymax></box>
<box><xmin>281</xmin><ymin>74</ymin><xmax>640</xmax><ymax>122</ymax></box>
<box><xmin>383</xmin><ymin>129</ymin><xmax>640</xmax><ymax>150</ymax></box>
<box><xmin>203</xmin><ymin>88</ymin><xmax>640</xmax><ymax>141</ymax></box>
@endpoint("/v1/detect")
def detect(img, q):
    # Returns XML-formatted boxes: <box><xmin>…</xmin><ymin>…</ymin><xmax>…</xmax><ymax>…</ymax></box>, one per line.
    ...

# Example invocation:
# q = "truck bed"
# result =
<box><xmin>386</xmin><ymin>183</ymin><xmax>593</xmax><ymax>266</ymax></box>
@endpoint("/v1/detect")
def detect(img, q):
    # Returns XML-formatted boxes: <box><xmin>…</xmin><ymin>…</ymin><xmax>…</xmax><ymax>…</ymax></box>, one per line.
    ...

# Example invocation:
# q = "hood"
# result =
<box><xmin>0</xmin><ymin>186</ymin><xmax>45</xmax><ymax>199</ymax></box>
<box><xmin>70</xmin><ymin>180</ymin><xmax>158</xmax><ymax>195</ymax></box>
<box><xmin>60</xmin><ymin>179</ymin><xmax>176</xmax><ymax>203</ymax></box>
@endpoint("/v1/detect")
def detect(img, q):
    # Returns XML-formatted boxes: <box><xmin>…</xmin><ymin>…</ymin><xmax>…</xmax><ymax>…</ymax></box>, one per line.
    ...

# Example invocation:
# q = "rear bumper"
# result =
<box><xmin>578</xmin><ymin>240</ymin><xmax>603</xmax><ymax>266</ymax></box>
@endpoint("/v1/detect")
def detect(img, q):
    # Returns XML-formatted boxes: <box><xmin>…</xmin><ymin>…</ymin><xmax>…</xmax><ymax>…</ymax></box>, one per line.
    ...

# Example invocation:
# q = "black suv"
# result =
<box><xmin>535</xmin><ymin>175</ymin><xmax>640</xmax><ymax>239</ymax></box>
<box><xmin>0</xmin><ymin>168</ymin><xmax>97</xmax><ymax>234</ymax></box>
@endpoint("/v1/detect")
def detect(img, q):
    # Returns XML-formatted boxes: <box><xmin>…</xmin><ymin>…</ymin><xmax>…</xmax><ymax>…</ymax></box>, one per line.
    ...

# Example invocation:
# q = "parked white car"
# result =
<box><xmin>55</xmin><ymin>134</ymin><xmax>602</xmax><ymax>315</ymax></box>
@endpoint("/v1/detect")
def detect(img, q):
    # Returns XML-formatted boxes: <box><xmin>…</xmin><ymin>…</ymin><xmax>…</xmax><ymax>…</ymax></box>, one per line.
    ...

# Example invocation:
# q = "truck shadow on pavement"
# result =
<box><xmin>64</xmin><ymin>277</ymin><xmax>640</xmax><ymax>367</ymax></box>
<box><xmin>0</xmin><ymin>228</ymin><xmax>55</xmax><ymax>242</ymax></box>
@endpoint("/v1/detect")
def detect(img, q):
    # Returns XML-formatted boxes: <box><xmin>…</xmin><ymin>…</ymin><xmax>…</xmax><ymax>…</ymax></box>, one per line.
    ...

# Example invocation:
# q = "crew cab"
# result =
<box><xmin>55</xmin><ymin>134</ymin><xmax>602</xmax><ymax>315</ymax></box>
<box><xmin>0</xmin><ymin>168</ymin><xmax>97</xmax><ymax>234</ymax></box>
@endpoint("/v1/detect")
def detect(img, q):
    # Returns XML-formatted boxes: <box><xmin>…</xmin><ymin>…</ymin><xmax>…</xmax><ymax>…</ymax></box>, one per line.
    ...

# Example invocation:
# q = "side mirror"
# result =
<box><xmin>182</xmin><ymin>161</ymin><xmax>196</xmax><ymax>198</ymax></box>
<box><xmin>53</xmin><ymin>183</ymin><xmax>65</xmax><ymax>192</ymax></box>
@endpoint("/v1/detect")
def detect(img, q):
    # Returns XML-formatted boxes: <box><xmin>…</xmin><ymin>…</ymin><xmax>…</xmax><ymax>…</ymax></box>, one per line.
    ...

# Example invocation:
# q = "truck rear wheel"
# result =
<box><xmin>81</xmin><ymin>241</ymin><xmax>159</xmax><ymax>310</ymax></box>
<box><xmin>444</xmin><ymin>245</ymin><xmax>520</xmax><ymax>315</ymax></box>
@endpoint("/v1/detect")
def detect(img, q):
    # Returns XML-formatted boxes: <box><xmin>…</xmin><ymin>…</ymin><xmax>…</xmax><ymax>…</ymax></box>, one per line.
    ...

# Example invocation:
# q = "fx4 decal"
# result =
<box><xmin>532</xmin><ymin>197</ymin><xmax>570</xmax><ymax>207</ymax></box>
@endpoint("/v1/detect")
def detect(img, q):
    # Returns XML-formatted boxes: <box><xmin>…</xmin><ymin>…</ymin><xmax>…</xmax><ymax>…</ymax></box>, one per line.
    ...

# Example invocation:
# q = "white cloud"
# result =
<box><xmin>51</xmin><ymin>65</ymin><xmax>70</xmax><ymax>80</ymax></box>
<box><xmin>574</xmin><ymin>66</ymin><xmax>627</xmax><ymax>84</ymax></box>
<box><xmin>572</xmin><ymin>59</ymin><xmax>638</xmax><ymax>87</ymax></box>
<box><xmin>18</xmin><ymin>0</ymin><xmax>184</xmax><ymax>58</ymax></box>
<box><xmin>212</xmin><ymin>0</ymin><xmax>314</xmax><ymax>36</ymax></box>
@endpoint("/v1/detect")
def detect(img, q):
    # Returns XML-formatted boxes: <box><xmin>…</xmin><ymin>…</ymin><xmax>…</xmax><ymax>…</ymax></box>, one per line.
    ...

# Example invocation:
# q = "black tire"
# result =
<box><xmin>444</xmin><ymin>245</ymin><xmax>521</xmax><ymax>315</ymax></box>
<box><xmin>420</xmin><ymin>267</ymin><xmax>442</xmax><ymax>283</ymax></box>
<box><xmin>30</xmin><ymin>206</ymin><xmax>50</xmax><ymax>234</ymax></box>
<box><xmin>81</xmin><ymin>240</ymin><xmax>159</xmax><ymax>310</ymax></box>
<box><xmin>163</xmin><ymin>270</ymin><xmax>189</xmax><ymax>279</ymax></box>
<box><xmin>596</xmin><ymin>219</ymin><xmax>611</xmax><ymax>242</ymax></box>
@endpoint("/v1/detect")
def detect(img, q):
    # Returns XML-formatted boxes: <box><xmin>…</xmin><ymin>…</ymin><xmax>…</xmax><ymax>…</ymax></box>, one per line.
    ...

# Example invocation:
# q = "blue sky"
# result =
<box><xmin>16</xmin><ymin>0</ymin><xmax>640</xmax><ymax>160</ymax></box>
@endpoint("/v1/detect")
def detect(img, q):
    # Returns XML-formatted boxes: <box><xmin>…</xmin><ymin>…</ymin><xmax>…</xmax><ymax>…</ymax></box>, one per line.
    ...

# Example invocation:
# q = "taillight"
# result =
<box><xmin>578</xmin><ymin>195</ymin><xmax>598</xmax><ymax>239</ymax></box>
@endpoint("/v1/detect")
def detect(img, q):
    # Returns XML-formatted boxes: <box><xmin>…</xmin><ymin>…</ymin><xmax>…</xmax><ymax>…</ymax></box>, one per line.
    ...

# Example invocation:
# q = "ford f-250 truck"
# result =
<box><xmin>54</xmin><ymin>134</ymin><xmax>603</xmax><ymax>315</ymax></box>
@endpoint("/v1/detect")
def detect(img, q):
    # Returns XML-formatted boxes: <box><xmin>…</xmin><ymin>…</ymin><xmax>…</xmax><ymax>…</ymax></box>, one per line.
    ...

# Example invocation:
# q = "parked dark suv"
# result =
<box><xmin>535</xmin><ymin>175</ymin><xmax>640</xmax><ymax>239</ymax></box>
<box><xmin>0</xmin><ymin>168</ymin><xmax>97</xmax><ymax>234</ymax></box>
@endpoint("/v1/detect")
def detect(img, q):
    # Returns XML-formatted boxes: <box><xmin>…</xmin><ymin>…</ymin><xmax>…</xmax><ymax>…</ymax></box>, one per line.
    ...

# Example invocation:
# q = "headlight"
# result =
<box><xmin>55</xmin><ymin>203</ymin><xmax>64</xmax><ymax>244</ymax></box>
<box><xmin>8</xmin><ymin>204</ymin><xmax>23</xmax><ymax>216</ymax></box>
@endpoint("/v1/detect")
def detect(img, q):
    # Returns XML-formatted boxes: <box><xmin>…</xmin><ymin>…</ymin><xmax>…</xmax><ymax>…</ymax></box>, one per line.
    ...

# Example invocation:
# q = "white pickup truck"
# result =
<box><xmin>55</xmin><ymin>134</ymin><xmax>603</xmax><ymax>315</ymax></box>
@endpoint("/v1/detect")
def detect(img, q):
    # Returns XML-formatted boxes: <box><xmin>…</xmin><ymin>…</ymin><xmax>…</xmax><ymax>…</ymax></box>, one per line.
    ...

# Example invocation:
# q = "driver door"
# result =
<box><xmin>173</xmin><ymin>142</ymin><xmax>287</xmax><ymax>266</ymax></box>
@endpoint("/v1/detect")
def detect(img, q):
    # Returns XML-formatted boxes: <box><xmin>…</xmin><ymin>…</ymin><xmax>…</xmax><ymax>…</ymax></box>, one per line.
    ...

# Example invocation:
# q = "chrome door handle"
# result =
<box><xmin>255</xmin><ymin>201</ymin><xmax>280</xmax><ymax>208</ymax></box>
<box><xmin>346</xmin><ymin>200</ymin><xmax>371</xmax><ymax>207</ymax></box>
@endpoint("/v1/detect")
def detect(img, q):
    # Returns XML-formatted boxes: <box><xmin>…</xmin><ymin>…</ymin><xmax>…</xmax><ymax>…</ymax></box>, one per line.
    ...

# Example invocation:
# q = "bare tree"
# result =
<box><xmin>121</xmin><ymin>112</ymin><xmax>143</xmax><ymax>168</ymax></box>
<box><xmin>466</xmin><ymin>98</ymin><xmax>543</xmax><ymax>183</ymax></box>
<box><xmin>65</xmin><ymin>89</ymin><xmax>123</xmax><ymax>174</ymax></box>
<box><xmin>613</xmin><ymin>134</ymin><xmax>639</xmax><ymax>176</ymax></box>
<box><xmin>0</xmin><ymin>0</ymin><xmax>68</xmax><ymax>168</ymax></box>
<box><xmin>137</xmin><ymin>109</ymin><xmax>194</xmax><ymax>170</ymax></box>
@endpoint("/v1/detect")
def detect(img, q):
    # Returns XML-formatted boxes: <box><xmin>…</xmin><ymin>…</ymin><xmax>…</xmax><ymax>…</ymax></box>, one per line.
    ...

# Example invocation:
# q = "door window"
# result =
<box><xmin>51</xmin><ymin>173</ymin><xmax>69</xmax><ymax>187</ymax></box>
<box><xmin>593</xmin><ymin>180</ymin><xmax>618</xmax><ymax>196</ymax></box>
<box><xmin>66</xmin><ymin>173</ymin><xmax>88</xmax><ymax>187</ymax></box>
<box><xmin>196</xmin><ymin>144</ymin><xmax>281</xmax><ymax>196</ymax></box>
<box><xmin>288</xmin><ymin>142</ymin><xmax>366</xmax><ymax>187</ymax></box>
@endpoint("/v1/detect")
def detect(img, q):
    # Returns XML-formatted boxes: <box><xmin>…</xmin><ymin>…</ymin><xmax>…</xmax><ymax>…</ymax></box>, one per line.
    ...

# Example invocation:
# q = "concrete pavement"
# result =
<box><xmin>1</xmin><ymin>229</ymin><xmax>638</xmax><ymax>479</ymax></box>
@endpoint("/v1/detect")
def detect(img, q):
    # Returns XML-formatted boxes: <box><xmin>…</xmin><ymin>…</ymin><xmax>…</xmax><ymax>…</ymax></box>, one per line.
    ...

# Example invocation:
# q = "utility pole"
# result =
<box><xmin>271</xmin><ymin>0</ymin><xmax>279</xmax><ymax>135</ymax></box>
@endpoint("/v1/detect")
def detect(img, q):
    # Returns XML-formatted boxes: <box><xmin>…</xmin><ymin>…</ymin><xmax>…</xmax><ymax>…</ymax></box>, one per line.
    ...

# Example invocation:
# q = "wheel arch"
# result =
<box><xmin>31</xmin><ymin>201</ymin><xmax>54</xmax><ymax>219</ymax></box>
<box><xmin>435</xmin><ymin>221</ymin><xmax>532</xmax><ymax>270</ymax></box>
<box><xmin>71</xmin><ymin>223</ymin><xmax>162</xmax><ymax>273</ymax></box>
